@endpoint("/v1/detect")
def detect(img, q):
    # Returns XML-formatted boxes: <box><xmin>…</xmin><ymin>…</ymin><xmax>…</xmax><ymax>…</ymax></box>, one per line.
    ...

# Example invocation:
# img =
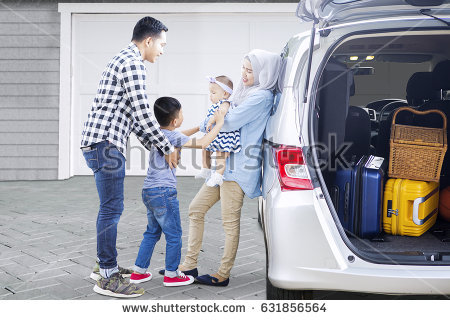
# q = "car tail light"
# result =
<box><xmin>274</xmin><ymin>146</ymin><xmax>313</xmax><ymax>191</ymax></box>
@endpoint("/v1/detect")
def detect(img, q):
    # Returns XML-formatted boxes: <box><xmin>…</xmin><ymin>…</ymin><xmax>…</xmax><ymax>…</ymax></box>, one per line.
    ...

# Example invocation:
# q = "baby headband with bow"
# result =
<box><xmin>206</xmin><ymin>76</ymin><xmax>233</xmax><ymax>95</ymax></box>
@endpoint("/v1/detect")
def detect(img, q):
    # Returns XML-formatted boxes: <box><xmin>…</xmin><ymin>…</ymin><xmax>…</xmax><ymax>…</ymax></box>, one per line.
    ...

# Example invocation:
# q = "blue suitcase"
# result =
<box><xmin>330</xmin><ymin>155</ymin><xmax>387</xmax><ymax>238</ymax></box>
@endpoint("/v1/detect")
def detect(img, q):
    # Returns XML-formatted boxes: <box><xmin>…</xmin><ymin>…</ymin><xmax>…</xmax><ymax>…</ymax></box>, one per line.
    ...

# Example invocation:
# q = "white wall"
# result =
<box><xmin>59</xmin><ymin>3</ymin><xmax>310</xmax><ymax>178</ymax></box>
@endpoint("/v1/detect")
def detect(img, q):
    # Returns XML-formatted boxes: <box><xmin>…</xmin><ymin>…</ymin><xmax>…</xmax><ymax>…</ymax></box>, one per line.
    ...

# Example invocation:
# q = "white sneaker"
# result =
<box><xmin>206</xmin><ymin>172</ymin><xmax>224</xmax><ymax>187</ymax></box>
<box><xmin>195</xmin><ymin>168</ymin><xmax>211</xmax><ymax>180</ymax></box>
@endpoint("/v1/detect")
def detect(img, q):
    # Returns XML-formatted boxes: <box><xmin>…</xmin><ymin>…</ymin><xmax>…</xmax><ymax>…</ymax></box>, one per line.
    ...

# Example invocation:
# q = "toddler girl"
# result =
<box><xmin>196</xmin><ymin>76</ymin><xmax>241</xmax><ymax>187</ymax></box>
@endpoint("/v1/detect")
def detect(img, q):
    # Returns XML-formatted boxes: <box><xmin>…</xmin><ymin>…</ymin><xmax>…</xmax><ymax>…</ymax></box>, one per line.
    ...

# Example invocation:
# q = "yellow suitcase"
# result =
<box><xmin>383</xmin><ymin>179</ymin><xmax>439</xmax><ymax>236</ymax></box>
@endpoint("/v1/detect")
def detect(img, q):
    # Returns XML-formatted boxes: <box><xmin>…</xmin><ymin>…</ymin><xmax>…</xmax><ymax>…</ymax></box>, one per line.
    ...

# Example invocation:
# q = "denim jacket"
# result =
<box><xmin>201</xmin><ymin>89</ymin><xmax>274</xmax><ymax>198</ymax></box>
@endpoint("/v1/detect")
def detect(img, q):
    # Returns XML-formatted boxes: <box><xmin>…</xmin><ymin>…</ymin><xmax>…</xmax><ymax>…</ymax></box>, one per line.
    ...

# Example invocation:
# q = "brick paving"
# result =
<box><xmin>0</xmin><ymin>176</ymin><xmax>265</xmax><ymax>300</ymax></box>
<box><xmin>2</xmin><ymin>176</ymin><xmax>446</xmax><ymax>300</ymax></box>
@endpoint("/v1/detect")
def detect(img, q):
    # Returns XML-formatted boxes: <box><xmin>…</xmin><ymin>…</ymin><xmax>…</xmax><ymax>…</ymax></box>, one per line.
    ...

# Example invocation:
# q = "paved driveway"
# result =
<box><xmin>0</xmin><ymin>177</ymin><xmax>265</xmax><ymax>300</ymax></box>
<box><xmin>2</xmin><ymin>177</ymin><xmax>448</xmax><ymax>300</ymax></box>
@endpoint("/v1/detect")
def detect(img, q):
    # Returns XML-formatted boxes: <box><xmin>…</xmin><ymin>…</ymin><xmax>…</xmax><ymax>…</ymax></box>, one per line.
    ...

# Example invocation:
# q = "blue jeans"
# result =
<box><xmin>82</xmin><ymin>140</ymin><xmax>125</xmax><ymax>271</ymax></box>
<box><xmin>134</xmin><ymin>187</ymin><xmax>182</xmax><ymax>273</ymax></box>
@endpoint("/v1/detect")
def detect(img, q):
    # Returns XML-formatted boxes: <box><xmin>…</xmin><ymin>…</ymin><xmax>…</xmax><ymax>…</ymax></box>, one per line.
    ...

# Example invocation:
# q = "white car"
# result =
<box><xmin>261</xmin><ymin>0</ymin><xmax>450</xmax><ymax>299</ymax></box>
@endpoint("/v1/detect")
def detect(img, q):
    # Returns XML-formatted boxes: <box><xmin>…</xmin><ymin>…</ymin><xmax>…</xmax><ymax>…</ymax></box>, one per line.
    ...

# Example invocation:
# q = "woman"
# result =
<box><xmin>162</xmin><ymin>49</ymin><xmax>281</xmax><ymax>286</ymax></box>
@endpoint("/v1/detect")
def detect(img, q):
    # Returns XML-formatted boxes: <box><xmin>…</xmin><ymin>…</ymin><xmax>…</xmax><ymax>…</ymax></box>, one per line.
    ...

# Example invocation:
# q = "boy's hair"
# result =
<box><xmin>154</xmin><ymin>97</ymin><xmax>181</xmax><ymax>127</ymax></box>
<box><xmin>215</xmin><ymin>75</ymin><xmax>233</xmax><ymax>91</ymax></box>
<box><xmin>132</xmin><ymin>16</ymin><xmax>168</xmax><ymax>42</ymax></box>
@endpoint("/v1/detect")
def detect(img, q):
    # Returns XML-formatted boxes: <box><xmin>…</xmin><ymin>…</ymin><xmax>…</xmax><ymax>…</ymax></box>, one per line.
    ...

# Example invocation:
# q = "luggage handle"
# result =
<box><xmin>344</xmin><ymin>182</ymin><xmax>350</xmax><ymax>223</ymax></box>
<box><xmin>392</xmin><ymin>106</ymin><xmax>447</xmax><ymax>131</ymax></box>
<box><xmin>413</xmin><ymin>187</ymin><xmax>439</xmax><ymax>225</ymax></box>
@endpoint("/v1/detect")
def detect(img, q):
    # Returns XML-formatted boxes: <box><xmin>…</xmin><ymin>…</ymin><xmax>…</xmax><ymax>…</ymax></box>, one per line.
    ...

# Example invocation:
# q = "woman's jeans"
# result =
<box><xmin>133</xmin><ymin>187</ymin><xmax>182</xmax><ymax>273</ymax></box>
<box><xmin>82</xmin><ymin>140</ymin><xmax>125</xmax><ymax>274</ymax></box>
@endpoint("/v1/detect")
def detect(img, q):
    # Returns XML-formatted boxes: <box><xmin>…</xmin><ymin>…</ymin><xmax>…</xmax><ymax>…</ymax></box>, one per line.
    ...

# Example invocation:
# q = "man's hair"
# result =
<box><xmin>132</xmin><ymin>16</ymin><xmax>168</xmax><ymax>42</ymax></box>
<box><xmin>154</xmin><ymin>97</ymin><xmax>181</xmax><ymax>127</ymax></box>
<box><xmin>215</xmin><ymin>75</ymin><xmax>233</xmax><ymax>90</ymax></box>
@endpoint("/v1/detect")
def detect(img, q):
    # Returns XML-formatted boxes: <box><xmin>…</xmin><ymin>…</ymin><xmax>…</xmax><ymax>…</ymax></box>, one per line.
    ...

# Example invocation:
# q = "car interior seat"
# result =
<box><xmin>343</xmin><ymin>105</ymin><xmax>371</xmax><ymax>164</ymax></box>
<box><xmin>417</xmin><ymin>60</ymin><xmax>450</xmax><ymax>186</ymax></box>
<box><xmin>314</xmin><ymin>57</ymin><xmax>353</xmax><ymax>172</ymax></box>
<box><xmin>375</xmin><ymin>72</ymin><xmax>436</xmax><ymax>160</ymax></box>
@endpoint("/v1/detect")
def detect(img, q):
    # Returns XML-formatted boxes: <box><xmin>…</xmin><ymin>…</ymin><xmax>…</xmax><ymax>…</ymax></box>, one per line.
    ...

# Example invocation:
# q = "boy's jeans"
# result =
<box><xmin>82</xmin><ymin>140</ymin><xmax>125</xmax><ymax>275</ymax></box>
<box><xmin>134</xmin><ymin>187</ymin><xmax>182</xmax><ymax>273</ymax></box>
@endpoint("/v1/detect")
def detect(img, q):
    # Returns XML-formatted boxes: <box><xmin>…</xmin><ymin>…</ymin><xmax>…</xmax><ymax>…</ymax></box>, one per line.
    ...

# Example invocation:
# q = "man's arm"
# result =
<box><xmin>132</xmin><ymin>122</ymin><xmax>179</xmax><ymax>168</ymax></box>
<box><xmin>121</xmin><ymin>60</ymin><xmax>174</xmax><ymax>155</ymax></box>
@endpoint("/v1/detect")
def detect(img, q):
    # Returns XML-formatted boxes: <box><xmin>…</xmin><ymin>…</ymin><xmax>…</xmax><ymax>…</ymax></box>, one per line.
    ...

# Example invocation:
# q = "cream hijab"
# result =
<box><xmin>231</xmin><ymin>49</ymin><xmax>282</xmax><ymax>106</ymax></box>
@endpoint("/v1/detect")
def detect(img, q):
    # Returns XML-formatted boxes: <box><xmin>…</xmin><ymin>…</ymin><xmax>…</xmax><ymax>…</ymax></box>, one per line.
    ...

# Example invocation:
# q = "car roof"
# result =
<box><xmin>297</xmin><ymin>0</ymin><xmax>450</xmax><ymax>25</ymax></box>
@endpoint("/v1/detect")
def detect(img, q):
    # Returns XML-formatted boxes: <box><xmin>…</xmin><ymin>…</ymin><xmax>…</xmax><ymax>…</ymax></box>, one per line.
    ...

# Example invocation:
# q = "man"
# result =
<box><xmin>81</xmin><ymin>16</ymin><xmax>178</xmax><ymax>298</ymax></box>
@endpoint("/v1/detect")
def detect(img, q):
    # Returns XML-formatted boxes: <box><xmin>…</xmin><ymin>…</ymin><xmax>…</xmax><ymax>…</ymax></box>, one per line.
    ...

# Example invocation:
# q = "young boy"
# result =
<box><xmin>130</xmin><ymin>97</ymin><xmax>226</xmax><ymax>286</ymax></box>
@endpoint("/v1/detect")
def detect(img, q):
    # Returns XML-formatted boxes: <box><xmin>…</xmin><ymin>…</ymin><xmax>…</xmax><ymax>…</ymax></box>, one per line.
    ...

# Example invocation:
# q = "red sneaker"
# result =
<box><xmin>130</xmin><ymin>272</ymin><xmax>152</xmax><ymax>284</ymax></box>
<box><xmin>163</xmin><ymin>271</ymin><xmax>194</xmax><ymax>287</ymax></box>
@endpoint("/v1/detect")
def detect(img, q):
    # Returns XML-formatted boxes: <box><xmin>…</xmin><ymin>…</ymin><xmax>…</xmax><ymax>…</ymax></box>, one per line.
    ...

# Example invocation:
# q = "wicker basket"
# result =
<box><xmin>389</xmin><ymin>107</ymin><xmax>447</xmax><ymax>182</ymax></box>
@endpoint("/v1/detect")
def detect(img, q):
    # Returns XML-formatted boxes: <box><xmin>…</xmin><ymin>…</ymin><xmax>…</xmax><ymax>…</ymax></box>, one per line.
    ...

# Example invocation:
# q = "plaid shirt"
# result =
<box><xmin>81</xmin><ymin>42</ymin><xmax>174</xmax><ymax>157</ymax></box>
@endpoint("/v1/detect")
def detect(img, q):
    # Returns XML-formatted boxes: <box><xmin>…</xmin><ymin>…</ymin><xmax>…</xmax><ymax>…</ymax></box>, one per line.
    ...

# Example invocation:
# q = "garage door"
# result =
<box><xmin>71</xmin><ymin>12</ymin><xmax>305</xmax><ymax>176</ymax></box>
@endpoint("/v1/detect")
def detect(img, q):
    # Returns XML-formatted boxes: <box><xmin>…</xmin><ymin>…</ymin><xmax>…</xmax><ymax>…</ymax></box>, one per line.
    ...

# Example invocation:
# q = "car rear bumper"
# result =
<box><xmin>265</xmin><ymin>186</ymin><xmax>450</xmax><ymax>295</ymax></box>
<box><xmin>270</xmin><ymin>264</ymin><xmax>450</xmax><ymax>295</ymax></box>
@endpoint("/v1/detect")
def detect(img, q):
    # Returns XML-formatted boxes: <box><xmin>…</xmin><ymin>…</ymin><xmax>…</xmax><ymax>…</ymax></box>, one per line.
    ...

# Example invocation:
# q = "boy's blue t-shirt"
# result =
<box><xmin>143</xmin><ymin>129</ymin><xmax>190</xmax><ymax>189</ymax></box>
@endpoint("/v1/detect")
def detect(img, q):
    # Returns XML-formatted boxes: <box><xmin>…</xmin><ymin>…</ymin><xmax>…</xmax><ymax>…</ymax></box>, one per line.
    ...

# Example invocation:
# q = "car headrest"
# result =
<box><xmin>406</xmin><ymin>72</ymin><xmax>437</xmax><ymax>106</ymax></box>
<box><xmin>432</xmin><ymin>60</ymin><xmax>450</xmax><ymax>91</ymax></box>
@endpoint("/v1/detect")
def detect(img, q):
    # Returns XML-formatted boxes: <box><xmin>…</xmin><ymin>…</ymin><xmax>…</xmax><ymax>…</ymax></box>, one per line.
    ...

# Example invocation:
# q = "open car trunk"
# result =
<box><xmin>313</xmin><ymin>30</ymin><xmax>450</xmax><ymax>264</ymax></box>
<box><xmin>297</xmin><ymin>0</ymin><xmax>450</xmax><ymax>26</ymax></box>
